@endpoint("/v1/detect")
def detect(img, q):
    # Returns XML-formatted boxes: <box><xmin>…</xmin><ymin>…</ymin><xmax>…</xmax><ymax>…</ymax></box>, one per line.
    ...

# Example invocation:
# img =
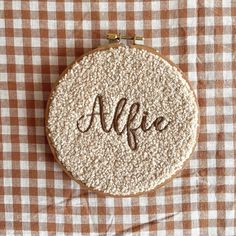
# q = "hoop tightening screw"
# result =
<box><xmin>107</xmin><ymin>33</ymin><xmax>143</xmax><ymax>44</ymax></box>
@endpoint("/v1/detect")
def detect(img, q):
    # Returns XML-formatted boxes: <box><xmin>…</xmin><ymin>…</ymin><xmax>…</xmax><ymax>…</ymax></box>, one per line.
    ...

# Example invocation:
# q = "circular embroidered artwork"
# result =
<box><xmin>46</xmin><ymin>44</ymin><xmax>199</xmax><ymax>196</ymax></box>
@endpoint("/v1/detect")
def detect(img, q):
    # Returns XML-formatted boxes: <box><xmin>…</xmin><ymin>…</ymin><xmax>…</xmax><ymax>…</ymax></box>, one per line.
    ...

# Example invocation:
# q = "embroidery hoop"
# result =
<box><xmin>45</xmin><ymin>34</ymin><xmax>200</xmax><ymax>197</ymax></box>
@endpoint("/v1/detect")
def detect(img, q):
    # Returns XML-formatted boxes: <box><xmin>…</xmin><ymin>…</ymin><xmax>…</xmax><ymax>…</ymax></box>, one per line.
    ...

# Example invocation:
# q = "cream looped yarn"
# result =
<box><xmin>46</xmin><ymin>44</ymin><xmax>199</xmax><ymax>196</ymax></box>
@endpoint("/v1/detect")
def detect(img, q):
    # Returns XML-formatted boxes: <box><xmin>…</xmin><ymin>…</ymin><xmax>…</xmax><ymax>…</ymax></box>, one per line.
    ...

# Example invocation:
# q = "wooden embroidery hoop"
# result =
<box><xmin>45</xmin><ymin>34</ymin><xmax>200</xmax><ymax>197</ymax></box>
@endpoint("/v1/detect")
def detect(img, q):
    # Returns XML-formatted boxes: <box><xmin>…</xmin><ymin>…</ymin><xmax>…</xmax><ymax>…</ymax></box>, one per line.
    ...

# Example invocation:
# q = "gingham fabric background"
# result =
<box><xmin>0</xmin><ymin>1</ymin><xmax>235</xmax><ymax>235</ymax></box>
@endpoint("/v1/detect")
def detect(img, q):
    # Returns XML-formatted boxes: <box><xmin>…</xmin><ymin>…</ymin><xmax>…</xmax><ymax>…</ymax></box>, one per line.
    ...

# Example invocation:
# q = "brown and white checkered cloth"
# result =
<box><xmin>0</xmin><ymin>1</ymin><xmax>235</xmax><ymax>235</ymax></box>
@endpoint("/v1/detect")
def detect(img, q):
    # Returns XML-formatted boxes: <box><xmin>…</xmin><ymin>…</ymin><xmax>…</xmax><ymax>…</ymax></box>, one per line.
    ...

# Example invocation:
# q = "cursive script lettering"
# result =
<box><xmin>77</xmin><ymin>95</ymin><xmax>170</xmax><ymax>151</ymax></box>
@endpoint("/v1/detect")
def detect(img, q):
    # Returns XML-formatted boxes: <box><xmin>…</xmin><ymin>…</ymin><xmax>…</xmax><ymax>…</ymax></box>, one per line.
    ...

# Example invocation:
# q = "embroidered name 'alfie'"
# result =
<box><xmin>76</xmin><ymin>95</ymin><xmax>170</xmax><ymax>150</ymax></box>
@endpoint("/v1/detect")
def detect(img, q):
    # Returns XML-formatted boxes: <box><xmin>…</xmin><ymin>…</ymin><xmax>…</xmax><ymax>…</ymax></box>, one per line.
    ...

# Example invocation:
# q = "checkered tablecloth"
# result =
<box><xmin>0</xmin><ymin>1</ymin><xmax>235</xmax><ymax>235</ymax></box>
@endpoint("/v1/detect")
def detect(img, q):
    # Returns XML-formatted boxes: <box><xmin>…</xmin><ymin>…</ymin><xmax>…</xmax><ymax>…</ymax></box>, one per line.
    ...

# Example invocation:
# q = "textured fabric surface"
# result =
<box><xmin>0</xmin><ymin>1</ymin><xmax>235</xmax><ymax>235</ymax></box>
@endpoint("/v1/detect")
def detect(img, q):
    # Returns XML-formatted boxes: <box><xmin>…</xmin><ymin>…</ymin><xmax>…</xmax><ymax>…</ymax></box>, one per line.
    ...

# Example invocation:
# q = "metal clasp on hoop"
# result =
<box><xmin>106</xmin><ymin>33</ymin><xmax>144</xmax><ymax>45</ymax></box>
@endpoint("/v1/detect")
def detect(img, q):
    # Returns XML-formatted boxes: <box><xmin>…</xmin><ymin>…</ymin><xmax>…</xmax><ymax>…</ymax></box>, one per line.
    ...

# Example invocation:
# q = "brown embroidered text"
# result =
<box><xmin>77</xmin><ymin>95</ymin><xmax>170</xmax><ymax>150</ymax></box>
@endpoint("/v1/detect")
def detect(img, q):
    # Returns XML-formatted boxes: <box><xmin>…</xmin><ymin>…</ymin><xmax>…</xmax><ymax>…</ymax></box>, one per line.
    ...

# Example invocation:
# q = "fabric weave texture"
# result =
<box><xmin>0</xmin><ymin>1</ymin><xmax>235</xmax><ymax>235</ymax></box>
